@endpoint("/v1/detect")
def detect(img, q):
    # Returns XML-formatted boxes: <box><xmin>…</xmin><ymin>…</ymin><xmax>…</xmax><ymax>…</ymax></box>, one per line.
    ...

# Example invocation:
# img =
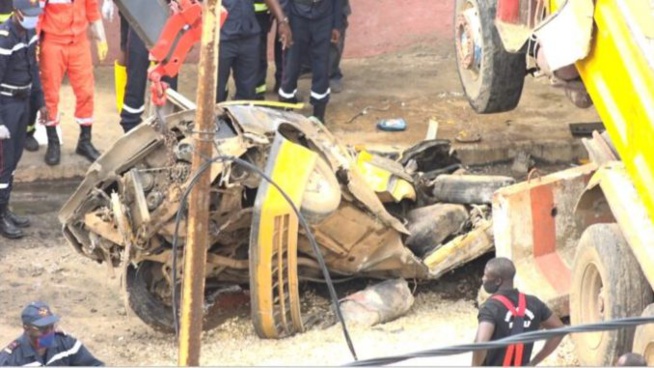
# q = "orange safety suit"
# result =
<box><xmin>38</xmin><ymin>0</ymin><xmax>100</xmax><ymax>126</ymax></box>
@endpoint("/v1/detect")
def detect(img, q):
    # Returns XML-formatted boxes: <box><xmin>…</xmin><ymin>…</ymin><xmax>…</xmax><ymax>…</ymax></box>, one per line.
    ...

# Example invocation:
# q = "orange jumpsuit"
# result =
<box><xmin>38</xmin><ymin>0</ymin><xmax>100</xmax><ymax>126</ymax></box>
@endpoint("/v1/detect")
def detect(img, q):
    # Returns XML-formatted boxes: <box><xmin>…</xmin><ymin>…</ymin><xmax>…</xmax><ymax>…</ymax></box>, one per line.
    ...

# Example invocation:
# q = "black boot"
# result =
<box><xmin>312</xmin><ymin>103</ymin><xmax>327</xmax><ymax>124</ymax></box>
<box><xmin>75</xmin><ymin>125</ymin><xmax>101</xmax><ymax>162</ymax></box>
<box><xmin>279</xmin><ymin>96</ymin><xmax>298</xmax><ymax>104</ymax></box>
<box><xmin>7</xmin><ymin>208</ymin><xmax>30</xmax><ymax>228</ymax></box>
<box><xmin>24</xmin><ymin>133</ymin><xmax>39</xmax><ymax>152</ymax></box>
<box><xmin>0</xmin><ymin>204</ymin><xmax>23</xmax><ymax>239</ymax></box>
<box><xmin>45</xmin><ymin>126</ymin><xmax>60</xmax><ymax>166</ymax></box>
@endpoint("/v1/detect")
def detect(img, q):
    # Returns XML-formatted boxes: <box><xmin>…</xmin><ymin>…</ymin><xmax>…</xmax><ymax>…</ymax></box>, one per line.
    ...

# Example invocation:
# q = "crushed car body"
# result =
<box><xmin>59</xmin><ymin>104</ymin><xmax>509</xmax><ymax>337</ymax></box>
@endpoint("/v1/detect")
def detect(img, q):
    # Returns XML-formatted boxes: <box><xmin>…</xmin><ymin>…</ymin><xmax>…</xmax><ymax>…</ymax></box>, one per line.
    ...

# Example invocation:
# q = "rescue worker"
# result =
<box><xmin>0</xmin><ymin>0</ymin><xmax>39</xmax><ymax>152</ymax></box>
<box><xmin>39</xmin><ymin>0</ymin><xmax>108</xmax><ymax>165</ymax></box>
<box><xmin>217</xmin><ymin>0</ymin><xmax>292</xmax><ymax>103</ymax></box>
<box><xmin>0</xmin><ymin>0</ymin><xmax>46</xmax><ymax>240</ymax></box>
<box><xmin>0</xmin><ymin>301</ymin><xmax>104</xmax><ymax>366</ymax></box>
<box><xmin>101</xmin><ymin>0</ymin><xmax>179</xmax><ymax>133</ymax></box>
<box><xmin>278</xmin><ymin>0</ymin><xmax>343</xmax><ymax>123</ymax></box>
<box><xmin>472</xmin><ymin>257</ymin><xmax>564</xmax><ymax>366</ymax></box>
<box><xmin>616</xmin><ymin>353</ymin><xmax>647</xmax><ymax>366</ymax></box>
<box><xmin>254</xmin><ymin>0</ymin><xmax>271</xmax><ymax>100</ymax></box>
<box><xmin>116</xmin><ymin>10</ymin><xmax>178</xmax><ymax>133</ymax></box>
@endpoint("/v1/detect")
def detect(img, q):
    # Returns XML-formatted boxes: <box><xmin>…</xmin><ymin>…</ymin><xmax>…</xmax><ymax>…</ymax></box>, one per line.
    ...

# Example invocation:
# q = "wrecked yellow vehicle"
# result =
<box><xmin>58</xmin><ymin>104</ymin><xmax>504</xmax><ymax>337</ymax></box>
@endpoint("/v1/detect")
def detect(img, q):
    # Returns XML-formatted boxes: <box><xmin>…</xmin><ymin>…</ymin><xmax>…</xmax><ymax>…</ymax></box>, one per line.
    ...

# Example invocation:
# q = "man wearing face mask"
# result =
<box><xmin>0</xmin><ymin>0</ymin><xmax>47</xmax><ymax>239</ymax></box>
<box><xmin>472</xmin><ymin>257</ymin><xmax>564</xmax><ymax>366</ymax></box>
<box><xmin>0</xmin><ymin>301</ymin><xmax>104</xmax><ymax>366</ymax></box>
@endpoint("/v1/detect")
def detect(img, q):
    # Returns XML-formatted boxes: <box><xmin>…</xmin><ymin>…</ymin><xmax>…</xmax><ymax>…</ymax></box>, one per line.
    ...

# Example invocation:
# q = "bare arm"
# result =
<box><xmin>472</xmin><ymin>321</ymin><xmax>495</xmax><ymax>366</ymax></box>
<box><xmin>528</xmin><ymin>314</ymin><xmax>564</xmax><ymax>366</ymax></box>
<box><xmin>263</xmin><ymin>0</ymin><xmax>292</xmax><ymax>48</ymax></box>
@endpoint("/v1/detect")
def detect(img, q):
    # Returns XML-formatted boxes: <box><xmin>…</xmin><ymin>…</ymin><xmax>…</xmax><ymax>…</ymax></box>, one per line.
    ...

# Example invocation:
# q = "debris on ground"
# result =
<box><xmin>338</xmin><ymin>278</ymin><xmax>415</xmax><ymax>327</ymax></box>
<box><xmin>455</xmin><ymin>129</ymin><xmax>482</xmax><ymax>143</ymax></box>
<box><xmin>377</xmin><ymin>118</ymin><xmax>408</xmax><ymax>131</ymax></box>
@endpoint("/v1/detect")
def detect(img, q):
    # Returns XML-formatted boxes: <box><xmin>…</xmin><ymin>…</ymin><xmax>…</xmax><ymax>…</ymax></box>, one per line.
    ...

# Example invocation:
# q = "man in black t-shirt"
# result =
<box><xmin>472</xmin><ymin>257</ymin><xmax>564</xmax><ymax>366</ymax></box>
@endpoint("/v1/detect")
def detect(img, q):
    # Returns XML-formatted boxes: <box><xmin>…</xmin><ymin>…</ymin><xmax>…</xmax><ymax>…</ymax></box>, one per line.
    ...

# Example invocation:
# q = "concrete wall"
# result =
<box><xmin>98</xmin><ymin>0</ymin><xmax>454</xmax><ymax>65</ymax></box>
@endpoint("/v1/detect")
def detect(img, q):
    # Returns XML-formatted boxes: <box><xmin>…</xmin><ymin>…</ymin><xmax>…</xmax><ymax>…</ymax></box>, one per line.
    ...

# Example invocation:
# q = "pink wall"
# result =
<box><xmin>99</xmin><ymin>0</ymin><xmax>454</xmax><ymax>65</ymax></box>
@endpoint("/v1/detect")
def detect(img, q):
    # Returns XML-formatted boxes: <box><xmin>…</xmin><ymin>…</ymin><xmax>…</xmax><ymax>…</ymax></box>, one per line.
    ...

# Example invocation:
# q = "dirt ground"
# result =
<box><xmin>2</xmin><ymin>40</ymin><xmax>596</xmax><ymax>365</ymax></box>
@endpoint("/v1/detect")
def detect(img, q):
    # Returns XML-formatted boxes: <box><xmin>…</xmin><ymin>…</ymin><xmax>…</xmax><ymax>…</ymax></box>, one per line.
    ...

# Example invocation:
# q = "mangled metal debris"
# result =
<box><xmin>58</xmin><ymin>104</ymin><xmax>514</xmax><ymax>337</ymax></box>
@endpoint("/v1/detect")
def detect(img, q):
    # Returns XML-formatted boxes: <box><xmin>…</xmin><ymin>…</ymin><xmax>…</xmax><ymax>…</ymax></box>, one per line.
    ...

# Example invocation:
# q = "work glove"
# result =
<box><xmin>97</xmin><ymin>41</ymin><xmax>108</xmax><ymax>61</ymax></box>
<box><xmin>101</xmin><ymin>0</ymin><xmax>115</xmax><ymax>22</ymax></box>
<box><xmin>0</xmin><ymin>125</ymin><xmax>10</xmax><ymax>140</ymax></box>
<box><xmin>90</xmin><ymin>20</ymin><xmax>108</xmax><ymax>61</ymax></box>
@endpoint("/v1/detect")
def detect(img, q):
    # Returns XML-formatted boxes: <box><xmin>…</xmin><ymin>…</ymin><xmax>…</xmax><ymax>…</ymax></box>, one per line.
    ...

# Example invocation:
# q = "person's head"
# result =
<box><xmin>21</xmin><ymin>301</ymin><xmax>60</xmax><ymax>349</ymax></box>
<box><xmin>616</xmin><ymin>353</ymin><xmax>647</xmax><ymax>366</ymax></box>
<box><xmin>12</xmin><ymin>0</ymin><xmax>41</xmax><ymax>29</ymax></box>
<box><xmin>482</xmin><ymin>257</ymin><xmax>516</xmax><ymax>294</ymax></box>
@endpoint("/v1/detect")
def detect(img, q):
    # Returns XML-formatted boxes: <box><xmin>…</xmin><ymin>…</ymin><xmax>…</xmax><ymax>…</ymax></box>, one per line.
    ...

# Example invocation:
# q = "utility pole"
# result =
<box><xmin>178</xmin><ymin>0</ymin><xmax>221</xmax><ymax>365</ymax></box>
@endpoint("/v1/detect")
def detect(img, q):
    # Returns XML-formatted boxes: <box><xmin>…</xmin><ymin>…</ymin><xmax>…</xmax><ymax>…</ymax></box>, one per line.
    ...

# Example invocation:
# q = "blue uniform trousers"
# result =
<box><xmin>0</xmin><ymin>94</ymin><xmax>29</xmax><ymax>205</ymax></box>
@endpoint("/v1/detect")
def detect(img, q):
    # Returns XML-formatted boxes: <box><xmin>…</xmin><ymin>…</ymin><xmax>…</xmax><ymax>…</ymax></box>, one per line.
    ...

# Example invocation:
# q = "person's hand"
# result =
<box><xmin>331</xmin><ymin>28</ymin><xmax>341</xmax><ymax>44</ymax></box>
<box><xmin>0</xmin><ymin>125</ymin><xmax>10</xmax><ymax>140</ymax></box>
<box><xmin>278</xmin><ymin>19</ymin><xmax>293</xmax><ymax>49</ymax></box>
<box><xmin>101</xmin><ymin>0</ymin><xmax>115</xmax><ymax>22</ymax></box>
<box><xmin>97</xmin><ymin>41</ymin><xmax>108</xmax><ymax>61</ymax></box>
<box><xmin>168</xmin><ymin>0</ymin><xmax>180</xmax><ymax>14</ymax></box>
<box><xmin>38</xmin><ymin>107</ymin><xmax>48</xmax><ymax>125</ymax></box>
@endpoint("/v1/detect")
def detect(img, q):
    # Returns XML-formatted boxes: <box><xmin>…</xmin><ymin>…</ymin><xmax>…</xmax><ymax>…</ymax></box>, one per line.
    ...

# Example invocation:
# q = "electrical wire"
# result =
<box><xmin>343</xmin><ymin>315</ymin><xmax>654</xmax><ymax>366</ymax></box>
<box><xmin>170</xmin><ymin>154</ymin><xmax>358</xmax><ymax>361</ymax></box>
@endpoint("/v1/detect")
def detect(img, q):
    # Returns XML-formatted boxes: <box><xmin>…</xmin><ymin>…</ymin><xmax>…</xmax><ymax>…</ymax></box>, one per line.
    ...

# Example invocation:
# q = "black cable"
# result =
<box><xmin>343</xmin><ymin>316</ymin><xmax>654</xmax><ymax>366</ymax></box>
<box><xmin>171</xmin><ymin>154</ymin><xmax>358</xmax><ymax>361</ymax></box>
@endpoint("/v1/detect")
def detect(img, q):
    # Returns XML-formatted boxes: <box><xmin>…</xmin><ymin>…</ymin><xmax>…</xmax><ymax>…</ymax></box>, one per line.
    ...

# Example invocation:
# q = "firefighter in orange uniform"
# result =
<box><xmin>38</xmin><ymin>0</ymin><xmax>108</xmax><ymax>165</ymax></box>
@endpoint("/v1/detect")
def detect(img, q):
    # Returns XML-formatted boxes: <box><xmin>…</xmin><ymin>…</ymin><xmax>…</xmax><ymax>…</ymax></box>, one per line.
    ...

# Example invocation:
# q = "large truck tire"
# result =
<box><xmin>633</xmin><ymin>304</ymin><xmax>654</xmax><ymax>365</ymax></box>
<box><xmin>454</xmin><ymin>0</ymin><xmax>526</xmax><ymax>113</ymax></box>
<box><xmin>570</xmin><ymin>224</ymin><xmax>653</xmax><ymax>366</ymax></box>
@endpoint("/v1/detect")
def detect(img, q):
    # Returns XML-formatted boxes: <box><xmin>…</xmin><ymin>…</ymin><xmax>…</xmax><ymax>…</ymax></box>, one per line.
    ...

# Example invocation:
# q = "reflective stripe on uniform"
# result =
<box><xmin>0</xmin><ymin>35</ymin><xmax>38</xmax><ymax>55</ymax></box>
<box><xmin>310</xmin><ymin>89</ymin><xmax>331</xmax><ymax>100</ymax></box>
<box><xmin>0</xmin><ymin>183</ymin><xmax>9</xmax><ymax>189</ymax></box>
<box><xmin>278</xmin><ymin>88</ymin><xmax>297</xmax><ymax>99</ymax></box>
<box><xmin>21</xmin><ymin>362</ymin><xmax>42</xmax><ymax>366</ymax></box>
<box><xmin>254</xmin><ymin>3</ymin><xmax>269</xmax><ymax>12</ymax></box>
<box><xmin>75</xmin><ymin>117</ymin><xmax>93</xmax><ymax>125</ymax></box>
<box><xmin>46</xmin><ymin>340</ymin><xmax>81</xmax><ymax>366</ymax></box>
<box><xmin>0</xmin><ymin>13</ymin><xmax>11</xmax><ymax>23</ymax></box>
<box><xmin>1</xmin><ymin>83</ymin><xmax>32</xmax><ymax>89</ymax></box>
<box><xmin>255</xmin><ymin>84</ymin><xmax>266</xmax><ymax>94</ymax></box>
<box><xmin>121</xmin><ymin>103</ymin><xmax>145</xmax><ymax>114</ymax></box>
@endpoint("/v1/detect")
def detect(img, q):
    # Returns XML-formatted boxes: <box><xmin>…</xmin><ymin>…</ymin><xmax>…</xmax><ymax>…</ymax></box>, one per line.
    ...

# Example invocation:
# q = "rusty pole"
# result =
<box><xmin>178</xmin><ymin>0</ymin><xmax>221</xmax><ymax>365</ymax></box>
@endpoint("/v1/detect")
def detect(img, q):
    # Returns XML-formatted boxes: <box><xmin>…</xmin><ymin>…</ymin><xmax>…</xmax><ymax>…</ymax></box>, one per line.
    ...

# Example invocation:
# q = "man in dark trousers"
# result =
<box><xmin>472</xmin><ymin>257</ymin><xmax>564</xmax><ymax>366</ymax></box>
<box><xmin>218</xmin><ymin>0</ymin><xmax>291</xmax><ymax>103</ymax></box>
<box><xmin>254</xmin><ymin>0</ymin><xmax>271</xmax><ymax>100</ymax></box>
<box><xmin>0</xmin><ymin>0</ymin><xmax>39</xmax><ymax>152</ymax></box>
<box><xmin>0</xmin><ymin>0</ymin><xmax>46</xmax><ymax>239</ymax></box>
<box><xmin>278</xmin><ymin>0</ymin><xmax>343</xmax><ymax>123</ymax></box>
<box><xmin>0</xmin><ymin>301</ymin><xmax>104</xmax><ymax>366</ymax></box>
<box><xmin>117</xmin><ymin>10</ymin><xmax>179</xmax><ymax>133</ymax></box>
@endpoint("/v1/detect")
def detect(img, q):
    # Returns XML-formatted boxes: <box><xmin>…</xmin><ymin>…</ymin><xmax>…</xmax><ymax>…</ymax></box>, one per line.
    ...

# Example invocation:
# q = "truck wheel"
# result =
<box><xmin>570</xmin><ymin>224</ymin><xmax>653</xmax><ymax>366</ymax></box>
<box><xmin>633</xmin><ymin>304</ymin><xmax>654</xmax><ymax>365</ymax></box>
<box><xmin>454</xmin><ymin>0</ymin><xmax>526</xmax><ymax>113</ymax></box>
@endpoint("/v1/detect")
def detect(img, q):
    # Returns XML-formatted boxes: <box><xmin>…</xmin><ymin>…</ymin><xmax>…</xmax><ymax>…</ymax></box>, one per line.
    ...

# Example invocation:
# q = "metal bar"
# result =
<box><xmin>178</xmin><ymin>0</ymin><xmax>221</xmax><ymax>365</ymax></box>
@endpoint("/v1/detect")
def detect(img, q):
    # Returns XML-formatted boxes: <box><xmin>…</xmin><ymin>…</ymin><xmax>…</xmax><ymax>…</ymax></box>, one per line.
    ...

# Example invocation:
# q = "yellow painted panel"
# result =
<box><xmin>575</xmin><ymin>0</ymin><xmax>654</xmax><ymax>224</ymax></box>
